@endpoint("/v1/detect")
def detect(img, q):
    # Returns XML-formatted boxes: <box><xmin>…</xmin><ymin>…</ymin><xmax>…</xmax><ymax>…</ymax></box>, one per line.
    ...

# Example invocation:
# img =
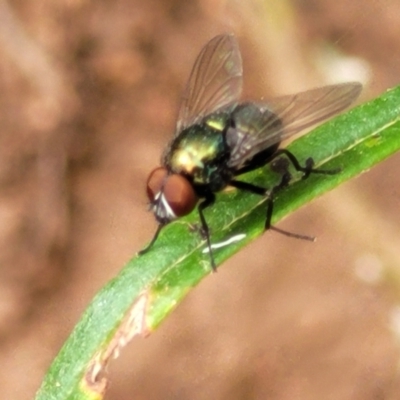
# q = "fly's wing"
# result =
<box><xmin>227</xmin><ymin>82</ymin><xmax>362</xmax><ymax>169</ymax></box>
<box><xmin>175</xmin><ymin>34</ymin><xmax>243</xmax><ymax>134</ymax></box>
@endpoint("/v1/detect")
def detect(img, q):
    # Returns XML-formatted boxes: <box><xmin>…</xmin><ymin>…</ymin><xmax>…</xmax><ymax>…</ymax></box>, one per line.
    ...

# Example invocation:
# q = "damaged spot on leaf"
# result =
<box><xmin>82</xmin><ymin>291</ymin><xmax>150</xmax><ymax>396</ymax></box>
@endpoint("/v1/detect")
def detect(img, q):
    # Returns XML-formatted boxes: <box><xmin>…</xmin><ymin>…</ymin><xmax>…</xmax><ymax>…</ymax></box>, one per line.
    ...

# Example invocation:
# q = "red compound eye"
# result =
<box><xmin>146</xmin><ymin>168</ymin><xmax>197</xmax><ymax>218</ymax></box>
<box><xmin>163</xmin><ymin>174</ymin><xmax>198</xmax><ymax>217</ymax></box>
<box><xmin>146</xmin><ymin>167</ymin><xmax>168</xmax><ymax>202</ymax></box>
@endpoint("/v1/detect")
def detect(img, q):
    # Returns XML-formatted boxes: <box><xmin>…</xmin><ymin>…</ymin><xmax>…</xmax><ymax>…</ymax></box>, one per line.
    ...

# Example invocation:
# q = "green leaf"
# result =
<box><xmin>35</xmin><ymin>85</ymin><xmax>400</xmax><ymax>400</ymax></box>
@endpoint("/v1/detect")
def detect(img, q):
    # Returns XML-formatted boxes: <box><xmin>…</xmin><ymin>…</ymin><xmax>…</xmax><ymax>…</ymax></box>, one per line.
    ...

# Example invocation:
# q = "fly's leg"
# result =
<box><xmin>138</xmin><ymin>223</ymin><xmax>165</xmax><ymax>255</ymax></box>
<box><xmin>266</xmin><ymin>157</ymin><xmax>315</xmax><ymax>240</ymax></box>
<box><xmin>270</xmin><ymin>148</ymin><xmax>340</xmax><ymax>179</ymax></box>
<box><xmin>197</xmin><ymin>193</ymin><xmax>217</xmax><ymax>272</ymax></box>
<box><xmin>252</xmin><ymin>148</ymin><xmax>338</xmax><ymax>240</ymax></box>
<box><xmin>139</xmin><ymin>196</ymin><xmax>217</xmax><ymax>272</ymax></box>
<box><xmin>207</xmin><ymin>149</ymin><xmax>336</xmax><ymax>247</ymax></box>
<box><xmin>265</xmin><ymin>171</ymin><xmax>315</xmax><ymax>241</ymax></box>
<box><xmin>230</xmin><ymin>177</ymin><xmax>315</xmax><ymax>241</ymax></box>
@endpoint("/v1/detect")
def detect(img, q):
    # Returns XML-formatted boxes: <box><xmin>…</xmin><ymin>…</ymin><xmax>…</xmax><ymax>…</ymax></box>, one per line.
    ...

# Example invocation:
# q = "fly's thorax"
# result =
<box><xmin>163</xmin><ymin>115</ymin><xmax>232</xmax><ymax>190</ymax></box>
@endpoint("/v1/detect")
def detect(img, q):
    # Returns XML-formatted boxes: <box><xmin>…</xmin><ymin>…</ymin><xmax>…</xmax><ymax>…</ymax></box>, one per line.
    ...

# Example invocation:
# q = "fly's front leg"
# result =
<box><xmin>138</xmin><ymin>223</ymin><xmax>165</xmax><ymax>255</ymax></box>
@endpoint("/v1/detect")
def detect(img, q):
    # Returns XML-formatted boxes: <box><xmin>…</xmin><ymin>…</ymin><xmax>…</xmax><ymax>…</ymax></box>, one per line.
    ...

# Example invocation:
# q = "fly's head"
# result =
<box><xmin>145</xmin><ymin>167</ymin><xmax>198</xmax><ymax>225</ymax></box>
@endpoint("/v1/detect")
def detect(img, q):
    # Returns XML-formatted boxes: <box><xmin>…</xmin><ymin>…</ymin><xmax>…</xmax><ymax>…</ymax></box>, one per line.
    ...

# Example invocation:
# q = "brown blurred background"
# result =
<box><xmin>1</xmin><ymin>0</ymin><xmax>400</xmax><ymax>399</ymax></box>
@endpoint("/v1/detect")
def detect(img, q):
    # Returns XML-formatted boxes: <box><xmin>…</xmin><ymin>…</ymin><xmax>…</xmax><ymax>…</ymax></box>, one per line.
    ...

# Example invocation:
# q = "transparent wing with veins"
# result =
<box><xmin>175</xmin><ymin>34</ymin><xmax>243</xmax><ymax>133</ymax></box>
<box><xmin>227</xmin><ymin>82</ymin><xmax>362</xmax><ymax>169</ymax></box>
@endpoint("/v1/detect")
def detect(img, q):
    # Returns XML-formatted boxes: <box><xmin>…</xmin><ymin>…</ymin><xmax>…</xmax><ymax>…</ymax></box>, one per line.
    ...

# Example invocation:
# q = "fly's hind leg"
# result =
<box><xmin>230</xmin><ymin>166</ymin><xmax>315</xmax><ymax>242</ymax></box>
<box><xmin>270</xmin><ymin>149</ymin><xmax>340</xmax><ymax>179</ymax></box>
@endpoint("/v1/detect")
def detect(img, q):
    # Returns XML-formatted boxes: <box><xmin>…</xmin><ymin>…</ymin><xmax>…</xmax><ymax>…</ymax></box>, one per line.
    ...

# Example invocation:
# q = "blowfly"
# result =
<box><xmin>140</xmin><ymin>34</ymin><xmax>362</xmax><ymax>271</ymax></box>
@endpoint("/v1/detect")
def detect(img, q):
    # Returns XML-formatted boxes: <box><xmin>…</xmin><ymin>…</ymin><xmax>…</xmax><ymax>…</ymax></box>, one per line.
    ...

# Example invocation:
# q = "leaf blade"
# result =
<box><xmin>35</xmin><ymin>85</ymin><xmax>400</xmax><ymax>400</ymax></box>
